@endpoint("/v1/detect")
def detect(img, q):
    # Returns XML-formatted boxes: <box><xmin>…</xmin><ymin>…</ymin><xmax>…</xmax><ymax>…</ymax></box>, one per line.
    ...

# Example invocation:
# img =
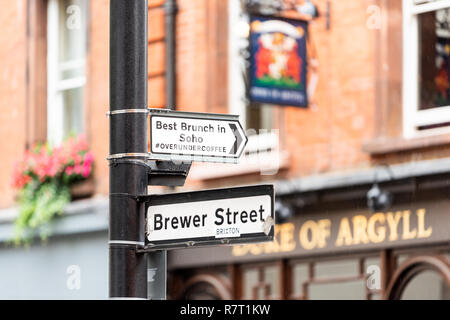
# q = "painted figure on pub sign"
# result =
<box><xmin>249</xmin><ymin>15</ymin><xmax>308</xmax><ymax>107</ymax></box>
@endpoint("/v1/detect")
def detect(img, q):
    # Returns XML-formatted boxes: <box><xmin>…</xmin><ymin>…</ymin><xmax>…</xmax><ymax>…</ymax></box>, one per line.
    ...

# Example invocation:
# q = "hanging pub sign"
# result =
<box><xmin>249</xmin><ymin>15</ymin><xmax>308</xmax><ymax>107</ymax></box>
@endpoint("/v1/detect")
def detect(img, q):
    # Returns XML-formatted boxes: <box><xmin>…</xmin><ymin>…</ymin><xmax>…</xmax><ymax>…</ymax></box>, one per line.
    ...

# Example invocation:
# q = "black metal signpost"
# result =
<box><xmin>109</xmin><ymin>0</ymin><xmax>273</xmax><ymax>301</ymax></box>
<box><xmin>109</xmin><ymin>0</ymin><xmax>148</xmax><ymax>300</ymax></box>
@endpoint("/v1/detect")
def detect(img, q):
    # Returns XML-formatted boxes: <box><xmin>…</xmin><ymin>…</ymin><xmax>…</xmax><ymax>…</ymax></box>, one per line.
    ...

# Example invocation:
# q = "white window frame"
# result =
<box><xmin>188</xmin><ymin>0</ymin><xmax>290</xmax><ymax>179</ymax></box>
<box><xmin>228</xmin><ymin>0</ymin><xmax>249</xmax><ymax>127</ymax></box>
<box><xmin>403</xmin><ymin>0</ymin><xmax>450</xmax><ymax>138</ymax></box>
<box><xmin>47</xmin><ymin>0</ymin><xmax>87</xmax><ymax>146</ymax></box>
<box><xmin>189</xmin><ymin>0</ymin><xmax>289</xmax><ymax>180</ymax></box>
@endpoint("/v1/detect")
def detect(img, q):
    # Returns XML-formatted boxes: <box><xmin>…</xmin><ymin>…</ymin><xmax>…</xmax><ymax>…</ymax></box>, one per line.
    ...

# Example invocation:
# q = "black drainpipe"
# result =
<box><xmin>164</xmin><ymin>0</ymin><xmax>177</xmax><ymax>110</ymax></box>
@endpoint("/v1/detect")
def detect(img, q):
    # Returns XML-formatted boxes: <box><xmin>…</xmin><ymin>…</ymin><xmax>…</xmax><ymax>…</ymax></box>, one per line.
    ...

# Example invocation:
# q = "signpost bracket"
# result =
<box><xmin>135</xmin><ymin>234</ymin><xmax>275</xmax><ymax>253</ymax></box>
<box><xmin>147</xmin><ymin>160</ymin><xmax>192</xmax><ymax>187</ymax></box>
<box><xmin>109</xmin><ymin>158</ymin><xmax>191</xmax><ymax>187</ymax></box>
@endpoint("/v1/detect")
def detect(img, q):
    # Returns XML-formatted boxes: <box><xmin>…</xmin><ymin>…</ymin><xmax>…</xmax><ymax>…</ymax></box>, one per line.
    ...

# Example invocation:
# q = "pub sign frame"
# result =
<box><xmin>248</xmin><ymin>14</ymin><xmax>308</xmax><ymax>108</ymax></box>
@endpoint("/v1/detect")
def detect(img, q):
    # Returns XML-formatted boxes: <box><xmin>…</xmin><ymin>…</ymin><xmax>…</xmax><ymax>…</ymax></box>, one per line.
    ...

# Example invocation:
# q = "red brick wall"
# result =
<box><xmin>0</xmin><ymin>0</ymin><xmax>448</xmax><ymax>209</ymax></box>
<box><xmin>148</xmin><ymin>0</ymin><xmax>166</xmax><ymax>107</ymax></box>
<box><xmin>284</xmin><ymin>0</ymin><xmax>376</xmax><ymax>176</ymax></box>
<box><xmin>88</xmin><ymin>0</ymin><xmax>110</xmax><ymax>196</ymax></box>
<box><xmin>0</xmin><ymin>0</ymin><xmax>27</xmax><ymax>208</ymax></box>
<box><xmin>175</xmin><ymin>0</ymin><xmax>378</xmax><ymax>186</ymax></box>
<box><xmin>176</xmin><ymin>0</ymin><xmax>209</xmax><ymax>113</ymax></box>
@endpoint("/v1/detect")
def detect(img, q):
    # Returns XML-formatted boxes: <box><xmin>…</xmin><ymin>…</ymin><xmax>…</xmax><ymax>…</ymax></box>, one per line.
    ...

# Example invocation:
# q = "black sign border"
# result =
<box><xmin>149</xmin><ymin>113</ymin><xmax>248</xmax><ymax>160</ymax></box>
<box><xmin>143</xmin><ymin>185</ymin><xmax>275</xmax><ymax>251</ymax></box>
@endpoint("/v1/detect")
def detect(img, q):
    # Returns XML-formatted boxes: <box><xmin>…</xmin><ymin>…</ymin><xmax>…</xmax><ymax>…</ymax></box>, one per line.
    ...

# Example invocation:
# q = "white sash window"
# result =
<box><xmin>188</xmin><ymin>0</ymin><xmax>290</xmax><ymax>179</ymax></box>
<box><xmin>403</xmin><ymin>0</ymin><xmax>450</xmax><ymax>137</ymax></box>
<box><xmin>47</xmin><ymin>0</ymin><xmax>88</xmax><ymax>146</ymax></box>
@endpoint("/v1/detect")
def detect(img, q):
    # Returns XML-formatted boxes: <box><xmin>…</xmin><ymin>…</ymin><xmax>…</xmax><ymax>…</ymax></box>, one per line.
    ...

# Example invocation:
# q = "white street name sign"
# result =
<box><xmin>144</xmin><ymin>185</ymin><xmax>275</xmax><ymax>250</ymax></box>
<box><xmin>149</xmin><ymin>109</ymin><xmax>248</xmax><ymax>163</ymax></box>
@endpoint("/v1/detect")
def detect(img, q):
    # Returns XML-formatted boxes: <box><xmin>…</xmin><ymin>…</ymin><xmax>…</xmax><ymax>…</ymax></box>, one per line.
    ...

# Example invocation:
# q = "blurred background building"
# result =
<box><xmin>0</xmin><ymin>0</ymin><xmax>449</xmax><ymax>300</ymax></box>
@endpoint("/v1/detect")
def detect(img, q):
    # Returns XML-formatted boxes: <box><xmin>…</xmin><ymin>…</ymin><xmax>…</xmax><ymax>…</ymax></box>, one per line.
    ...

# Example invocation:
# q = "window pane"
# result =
<box><xmin>419</xmin><ymin>8</ymin><xmax>450</xmax><ymax>111</ymax></box>
<box><xmin>59</xmin><ymin>0</ymin><xmax>88</xmax><ymax>64</ymax></box>
<box><xmin>59</xmin><ymin>0</ymin><xmax>87</xmax><ymax>82</ymax></box>
<box><xmin>246</xmin><ymin>104</ymin><xmax>277</xmax><ymax>131</ymax></box>
<box><xmin>397</xmin><ymin>253</ymin><xmax>409</xmax><ymax>266</ymax></box>
<box><xmin>62</xmin><ymin>87</ymin><xmax>84</xmax><ymax>139</ymax></box>
<box><xmin>241</xmin><ymin>266</ymin><xmax>280</xmax><ymax>299</ymax></box>
<box><xmin>365</xmin><ymin>256</ymin><xmax>381</xmax><ymax>294</ymax></box>
<box><xmin>401</xmin><ymin>270</ymin><xmax>450</xmax><ymax>300</ymax></box>
<box><xmin>314</xmin><ymin>259</ymin><xmax>359</xmax><ymax>279</ymax></box>
<box><xmin>242</xmin><ymin>268</ymin><xmax>258</xmax><ymax>299</ymax></box>
<box><xmin>370</xmin><ymin>293</ymin><xmax>382</xmax><ymax>300</ymax></box>
<box><xmin>48</xmin><ymin>0</ymin><xmax>87</xmax><ymax>145</ymax></box>
<box><xmin>309</xmin><ymin>280</ymin><xmax>366</xmax><ymax>300</ymax></box>
<box><xmin>292</xmin><ymin>263</ymin><xmax>309</xmax><ymax>298</ymax></box>
<box><xmin>264</xmin><ymin>266</ymin><xmax>279</xmax><ymax>299</ymax></box>
<box><xmin>364</xmin><ymin>257</ymin><xmax>379</xmax><ymax>272</ymax></box>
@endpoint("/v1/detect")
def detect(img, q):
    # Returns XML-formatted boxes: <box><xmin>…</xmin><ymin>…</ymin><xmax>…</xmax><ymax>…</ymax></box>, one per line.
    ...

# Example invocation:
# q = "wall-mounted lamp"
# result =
<box><xmin>245</xmin><ymin>0</ymin><xmax>322</xmax><ymax>21</ymax></box>
<box><xmin>245</xmin><ymin>0</ymin><xmax>284</xmax><ymax>15</ymax></box>
<box><xmin>275</xmin><ymin>200</ymin><xmax>294</xmax><ymax>224</ymax></box>
<box><xmin>367</xmin><ymin>165</ymin><xmax>394</xmax><ymax>212</ymax></box>
<box><xmin>296</xmin><ymin>0</ymin><xmax>319</xmax><ymax>18</ymax></box>
<box><xmin>367</xmin><ymin>183</ymin><xmax>393</xmax><ymax>212</ymax></box>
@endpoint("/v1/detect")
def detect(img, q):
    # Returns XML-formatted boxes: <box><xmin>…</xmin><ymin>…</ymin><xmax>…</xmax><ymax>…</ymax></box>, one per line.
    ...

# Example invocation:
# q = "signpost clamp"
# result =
<box><xmin>147</xmin><ymin>161</ymin><xmax>192</xmax><ymax>187</ymax></box>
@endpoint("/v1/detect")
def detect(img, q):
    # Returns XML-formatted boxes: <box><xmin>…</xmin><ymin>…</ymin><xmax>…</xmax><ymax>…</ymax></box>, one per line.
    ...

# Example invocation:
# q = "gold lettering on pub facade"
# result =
<box><xmin>367</xmin><ymin>213</ymin><xmax>386</xmax><ymax>244</ymax></box>
<box><xmin>335</xmin><ymin>209</ymin><xmax>433</xmax><ymax>247</ymax></box>
<box><xmin>232</xmin><ymin>223</ymin><xmax>296</xmax><ymax>257</ymax></box>
<box><xmin>386</xmin><ymin>211</ymin><xmax>402</xmax><ymax>241</ymax></box>
<box><xmin>299</xmin><ymin>219</ymin><xmax>331</xmax><ymax>250</ymax></box>
<box><xmin>232</xmin><ymin>209</ymin><xmax>433</xmax><ymax>257</ymax></box>
<box><xmin>402</xmin><ymin>210</ymin><xmax>417</xmax><ymax>240</ymax></box>
<box><xmin>335</xmin><ymin>217</ymin><xmax>352</xmax><ymax>247</ymax></box>
<box><xmin>417</xmin><ymin>208</ymin><xmax>432</xmax><ymax>238</ymax></box>
<box><xmin>352</xmin><ymin>215</ymin><xmax>370</xmax><ymax>245</ymax></box>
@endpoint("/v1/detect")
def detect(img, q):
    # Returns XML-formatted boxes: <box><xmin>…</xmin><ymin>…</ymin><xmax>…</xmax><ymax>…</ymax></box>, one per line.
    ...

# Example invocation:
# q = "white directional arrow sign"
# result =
<box><xmin>149</xmin><ymin>109</ymin><xmax>248</xmax><ymax>163</ymax></box>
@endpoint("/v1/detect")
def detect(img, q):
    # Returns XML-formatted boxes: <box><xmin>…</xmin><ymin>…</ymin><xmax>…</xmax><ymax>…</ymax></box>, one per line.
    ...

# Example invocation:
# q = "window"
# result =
<box><xmin>228</xmin><ymin>0</ymin><xmax>280</xmax><ymax>132</ymax></box>
<box><xmin>403</xmin><ymin>0</ymin><xmax>450</xmax><ymax>138</ymax></box>
<box><xmin>291</xmin><ymin>256</ymin><xmax>381</xmax><ymax>300</ymax></box>
<box><xmin>47</xmin><ymin>0</ymin><xmax>88</xmax><ymax>146</ymax></box>
<box><xmin>242</xmin><ymin>263</ymin><xmax>281</xmax><ymax>299</ymax></box>
<box><xmin>401</xmin><ymin>270</ymin><xmax>450</xmax><ymax>299</ymax></box>
<box><xmin>193</xmin><ymin>0</ymin><xmax>288</xmax><ymax>179</ymax></box>
<box><xmin>393</xmin><ymin>250</ymin><xmax>450</xmax><ymax>300</ymax></box>
<box><xmin>237</xmin><ymin>255</ymin><xmax>381</xmax><ymax>300</ymax></box>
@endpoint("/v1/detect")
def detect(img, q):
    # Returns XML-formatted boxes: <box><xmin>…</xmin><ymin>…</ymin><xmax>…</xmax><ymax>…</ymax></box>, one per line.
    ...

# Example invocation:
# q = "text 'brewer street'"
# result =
<box><xmin>147</xmin><ymin>195</ymin><xmax>273</xmax><ymax>243</ymax></box>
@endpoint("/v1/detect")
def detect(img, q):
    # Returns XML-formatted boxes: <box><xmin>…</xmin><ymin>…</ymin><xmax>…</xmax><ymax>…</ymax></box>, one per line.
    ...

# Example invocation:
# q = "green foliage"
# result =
<box><xmin>11</xmin><ymin>134</ymin><xmax>93</xmax><ymax>246</ymax></box>
<box><xmin>13</xmin><ymin>180</ymin><xmax>70</xmax><ymax>246</ymax></box>
<box><xmin>255</xmin><ymin>75</ymin><xmax>303</xmax><ymax>89</ymax></box>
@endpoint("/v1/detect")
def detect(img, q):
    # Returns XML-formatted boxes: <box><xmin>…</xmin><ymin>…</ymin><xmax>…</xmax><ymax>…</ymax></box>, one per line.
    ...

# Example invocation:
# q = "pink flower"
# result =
<box><xmin>45</xmin><ymin>155</ymin><xmax>60</xmax><ymax>178</ymax></box>
<box><xmin>12</xmin><ymin>162</ymin><xmax>32</xmax><ymax>188</ymax></box>
<box><xmin>74</xmin><ymin>165</ymin><xmax>82</xmax><ymax>175</ymax></box>
<box><xmin>47</xmin><ymin>165</ymin><xmax>58</xmax><ymax>178</ymax></box>
<box><xmin>75</xmin><ymin>134</ymin><xmax>88</xmax><ymax>152</ymax></box>
<box><xmin>12</xmin><ymin>134</ymin><xmax>93</xmax><ymax>192</ymax></box>
<box><xmin>65</xmin><ymin>166</ymin><xmax>74</xmax><ymax>176</ymax></box>
<box><xmin>84</xmin><ymin>152</ymin><xmax>94</xmax><ymax>165</ymax></box>
<box><xmin>22</xmin><ymin>175</ymin><xmax>31</xmax><ymax>186</ymax></box>
<box><xmin>73</xmin><ymin>154</ymin><xmax>82</xmax><ymax>165</ymax></box>
<box><xmin>82</xmin><ymin>164</ymin><xmax>91</xmax><ymax>178</ymax></box>
<box><xmin>36</xmin><ymin>165</ymin><xmax>47</xmax><ymax>181</ymax></box>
